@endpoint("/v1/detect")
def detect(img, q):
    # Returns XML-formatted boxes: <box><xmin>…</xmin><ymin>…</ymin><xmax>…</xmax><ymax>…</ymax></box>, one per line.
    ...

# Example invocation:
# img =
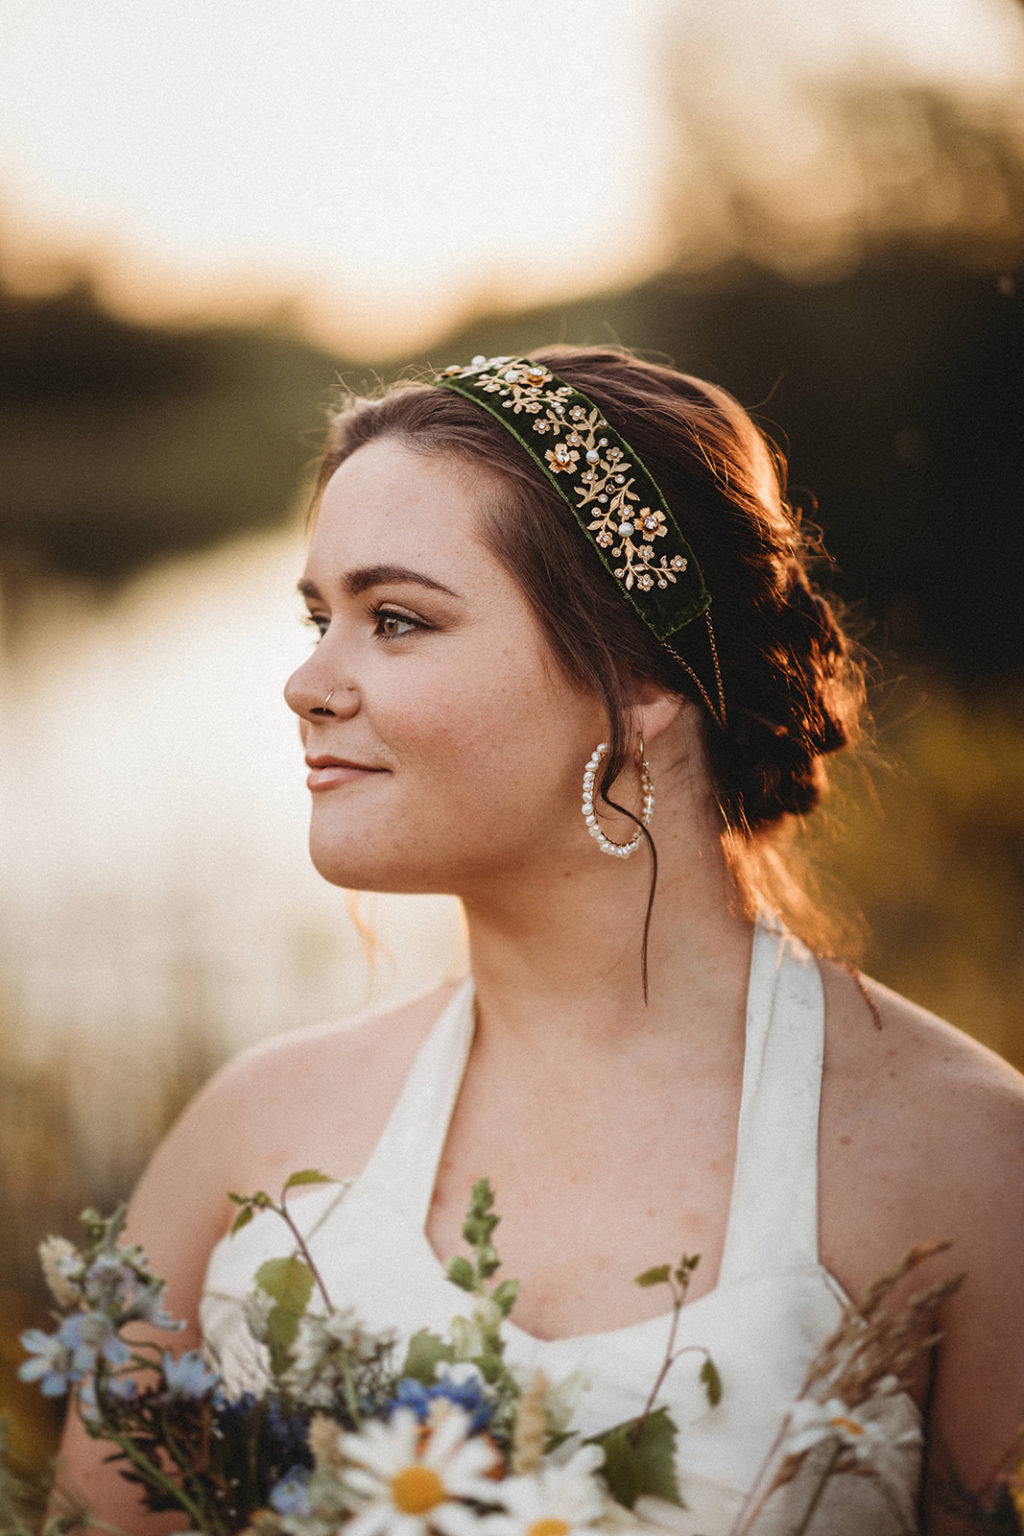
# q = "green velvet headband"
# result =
<box><xmin>434</xmin><ymin>355</ymin><xmax>711</xmax><ymax>641</ymax></box>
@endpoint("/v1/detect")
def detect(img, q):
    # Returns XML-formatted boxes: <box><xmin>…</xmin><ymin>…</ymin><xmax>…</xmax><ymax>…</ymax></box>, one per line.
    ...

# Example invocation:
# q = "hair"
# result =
<box><xmin>311</xmin><ymin>345</ymin><xmax>867</xmax><ymax>959</ymax></box>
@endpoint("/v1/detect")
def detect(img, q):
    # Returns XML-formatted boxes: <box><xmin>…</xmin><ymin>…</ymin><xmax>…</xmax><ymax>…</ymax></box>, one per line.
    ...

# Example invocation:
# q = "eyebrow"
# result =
<box><xmin>297</xmin><ymin>565</ymin><xmax>462</xmax><ymax>602</ymax></box>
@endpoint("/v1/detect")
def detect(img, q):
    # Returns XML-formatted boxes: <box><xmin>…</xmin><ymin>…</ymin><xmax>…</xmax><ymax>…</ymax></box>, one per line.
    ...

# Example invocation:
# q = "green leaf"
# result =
<box><xmin>589</xmin><ymin>1407</ymin><xmax>682</xmax><ymax>1510</ymax></box>
<box><xmin>229</xmin><ymin>1189</ymin><xmax>271</xmax><ymax>1208</ymax></box>
<box><xmin>476</xmin><ymin>1245</ymin><xmax>500</xmax><ymax>1280</ymax></box>
<box><xmin>674</xmin><ymin>1255</ymin><xmax>700</xmax><ymax>1288</ymax></box>
<box><xmin>635</xmin><ymin>1265</ymin><xmax>672</xmax><ymax>1289</ymax></box>
<box><xmin>401</xmin><ymin>1329</ymin><xmax>455</xmax><ymax>1384</ymax></box>
<box><xmin>255</xmin><ymin>1256</ymin><xmax>315</xmax><ymax>1314</ymax></box>
<box><xmin>470</xmin><ymin>1177</ymin><xmax>495</xmax><ymax>1210</ymax></box>
<box><xmin>699</xmin><ymin>1356</ymin><xmax>722</xmax><ymax>1408</ymax></box>
<box><xmin>491</xmin><ymin>1278</ymin><xmax>520</xmax><ymax>1317</ymax></box>
<box><xmin>445</xmin><ymin>1256</ymin><xmax>476</xmax><ymax>1293</ymax></box>
<box><xmin>475</xmin><ymin>1349</ymin><xmax>507</xmax><ymax>1385</ymax></box>
<box><xmin>463</xmin><ymin>1179</ymin><xmax>497</xmax><ymax>1242</ymax></box>
<box><xmin>283</xmin><ymin>1169</ymin><xmax>333</xmax><ymax>1192</ymax></box>
<box><xmin>230</xmin><ymin>1206</ymin><xmax>254</xmax><ymax>1236</ymax></box>
<box><xmin>266</xmin><ymin>1304</ymin><xmax>301</xmax><ymax>1378</ymax></box>
<box><xmin>254</xmin><ymin>1257</ymin><xmax>316</xmax><ymax>1378</ymax></box>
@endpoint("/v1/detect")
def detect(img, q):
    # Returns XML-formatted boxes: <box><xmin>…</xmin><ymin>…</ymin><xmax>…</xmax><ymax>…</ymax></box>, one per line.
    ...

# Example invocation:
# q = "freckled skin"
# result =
<box><xmin>284</xmin><ymin>441</ymin><xmax>609</xmax><ymax>899</ymax></box>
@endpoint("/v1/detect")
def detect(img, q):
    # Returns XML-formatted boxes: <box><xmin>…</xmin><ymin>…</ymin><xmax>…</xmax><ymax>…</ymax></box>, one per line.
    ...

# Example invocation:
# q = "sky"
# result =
<box><xmin>1</xmin><ymin>0</ymin><xmax>1022</xmax><ymax>355</ymax></box>
<box><xmin>0</xmin><ymin>0</ymin><xmax>671</xmax><ymax>352</ymax></box>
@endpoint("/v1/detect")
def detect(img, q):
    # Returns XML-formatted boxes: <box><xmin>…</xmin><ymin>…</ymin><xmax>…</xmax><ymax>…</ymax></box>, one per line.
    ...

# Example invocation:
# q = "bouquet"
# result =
<box><xmin>6</xmin><ymin>1174</ymin><xmax>1020</xmax><ymax>1536</ymax></box>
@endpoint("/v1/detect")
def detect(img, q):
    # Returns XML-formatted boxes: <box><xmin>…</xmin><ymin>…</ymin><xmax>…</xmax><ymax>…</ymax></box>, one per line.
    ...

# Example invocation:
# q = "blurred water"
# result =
<box><xmin>0</xmin><ymin>530</ymin><xmax>466</xmax><ymax>1195</ymax></box>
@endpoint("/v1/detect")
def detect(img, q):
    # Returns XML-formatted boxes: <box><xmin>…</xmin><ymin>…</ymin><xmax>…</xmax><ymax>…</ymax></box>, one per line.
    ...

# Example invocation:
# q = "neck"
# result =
<box><xmin>460</xmin><ymin>768</ymin><xmax>754</xmax><ymax>1056</ymax></box>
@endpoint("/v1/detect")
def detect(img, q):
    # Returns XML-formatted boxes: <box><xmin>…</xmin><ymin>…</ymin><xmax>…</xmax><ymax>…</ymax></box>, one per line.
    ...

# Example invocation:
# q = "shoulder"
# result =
<box><xmin>820</xmin><ymin>961</ymin><xmax>1024</xmax><ymax>1197</ymax></box>
<box><xmin>818</xmin><ymin>962</ymin><xmax>1024</xmax><ymax>1488</ymax></box>
<box><xmin>178</xmin><ymin>979</ymin><xmax>464</xmax><ymax>1192</ymax></box>
<box><xmin>119</xmin><ymin>980</ymin><xmax>462</xmax><ymax>1334</ymax></box>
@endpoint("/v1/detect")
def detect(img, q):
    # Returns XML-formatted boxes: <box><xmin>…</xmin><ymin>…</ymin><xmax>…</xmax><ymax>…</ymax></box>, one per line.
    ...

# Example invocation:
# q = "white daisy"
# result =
<box><xmin>484</xmin><ymin>1445</ymin><xmax>606</xmax><ymax>1536</ymax></box>
<box><xmin>783</xmin><ymin>1396</ymin><xmax>920</xmax><ymax>1467</ymax></box>
<box><xmin>339</xmin><ymin>1405</ymin><xmax>498</xmax><ymax>1536</ymax></box>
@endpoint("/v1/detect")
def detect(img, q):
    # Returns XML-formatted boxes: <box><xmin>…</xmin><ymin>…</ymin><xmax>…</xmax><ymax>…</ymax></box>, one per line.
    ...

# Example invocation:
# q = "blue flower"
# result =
<box><xmin>391</xmin><ymin>1378</ymin><xmax>432</xmax><ymax>1418</ymax></box>
<box><xmin>160</xmin><ymin>1350</ymin><xmax>220</xmax><ymax>1401</ymax></box>
<box><xmin>20</xmin><ymin>1313</ymin><xmax>136</xmax><ymax>1397</ymax></box>
<box><xmin>269</xmin><ymin>1465</ymin><xmax>313</xmax><ymax>1517</ymax></box>
<box><xmin>60</xmin><ymin>1311</ymin><xmax>132</xmax><ymax>1374</ymax></box>
<box><xmin>82</xmin><ymin>1255</ymin><xmax>180</xmax><ymax>1330</ymax></box>
<box><xmin>388</xmin><ymin>1369</ymin><xmax>493</xmax><ymax>1433</ymax></box>
<box><xmin>19</xmin><ymin>1328</ymin><xmax>82</xmax><ymax>1397</ymax></box>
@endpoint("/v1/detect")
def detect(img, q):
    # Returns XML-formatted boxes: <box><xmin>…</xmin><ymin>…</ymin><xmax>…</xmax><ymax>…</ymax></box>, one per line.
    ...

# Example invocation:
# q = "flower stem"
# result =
<box><xmin>278</xmin><ymin>1188</ymin><xmax>334</xmax><ymax>1313</ymax></box>
<box><xmin>791</xmin><ymin>1442</ymin><xmax>844</xmax><ymax>1536</ymax></box>
<box><xmin>87</xmin><ymin>1384</ymin><xmax>213</xmax><ymax>1536</ymax></box>
<box><xmin>635</xmin><ymin>1286</ymin><xmax>684</xmax><ymax>1432</ymax></box>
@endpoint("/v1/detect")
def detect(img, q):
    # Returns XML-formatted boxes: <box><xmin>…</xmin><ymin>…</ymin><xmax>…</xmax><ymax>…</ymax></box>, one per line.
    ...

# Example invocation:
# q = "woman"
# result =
<box><xmin>59</xmin><ymin>347</ymin><xmax>1024</xmax><ymax>1533</ymax></box>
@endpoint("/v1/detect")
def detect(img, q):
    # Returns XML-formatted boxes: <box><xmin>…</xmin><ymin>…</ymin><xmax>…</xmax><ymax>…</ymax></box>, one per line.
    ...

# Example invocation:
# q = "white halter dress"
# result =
<box><xmin>201</xmin><ymin>924</ymin><xmax>922</xmax><ymax>1534</ymax></box>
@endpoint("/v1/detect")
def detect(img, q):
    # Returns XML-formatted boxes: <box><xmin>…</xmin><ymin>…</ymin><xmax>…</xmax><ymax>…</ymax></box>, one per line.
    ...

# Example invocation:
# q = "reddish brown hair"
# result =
<box><xmin>312</xmin><ymin>345</ymin><xmax>866</xmax><ymax>955</ymax></box>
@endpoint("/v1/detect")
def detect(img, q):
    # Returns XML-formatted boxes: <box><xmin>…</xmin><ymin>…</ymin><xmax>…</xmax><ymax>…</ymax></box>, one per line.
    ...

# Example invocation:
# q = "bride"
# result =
<box><xmin>58</xmin><ymin>347</ymin><xmax>1023</xmax><ymax>1533</ymax></box>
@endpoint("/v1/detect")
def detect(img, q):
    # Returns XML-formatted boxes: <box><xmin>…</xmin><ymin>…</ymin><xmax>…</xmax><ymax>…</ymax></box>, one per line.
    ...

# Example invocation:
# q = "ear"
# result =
<box><xmin>627</xmin><ymin>673</ymin><xmax>691</xmax><ymax>747</ymax></box>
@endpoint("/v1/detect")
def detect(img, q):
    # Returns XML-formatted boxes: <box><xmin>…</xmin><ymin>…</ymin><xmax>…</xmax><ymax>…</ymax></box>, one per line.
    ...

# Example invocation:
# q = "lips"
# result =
<box><xmin>304</xmin><ymin>753</ymin><xmax>385</xmax><ymax>791</ymax></box>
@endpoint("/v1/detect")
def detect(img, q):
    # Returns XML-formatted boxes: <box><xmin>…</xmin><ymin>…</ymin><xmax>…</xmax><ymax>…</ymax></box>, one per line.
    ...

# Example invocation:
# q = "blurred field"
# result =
<box><xmin>811</xmin><ymin>680</ymin><xmax>1024</xmax><ymax>1068</ymax></box>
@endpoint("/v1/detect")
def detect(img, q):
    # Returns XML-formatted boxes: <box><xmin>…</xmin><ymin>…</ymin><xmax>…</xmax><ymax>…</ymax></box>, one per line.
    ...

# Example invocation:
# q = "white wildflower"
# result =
<box><xmin>484</xmin><ymin>1445</ymin><xmax>606</xmax><ymax>1536</ymax></box>
<box><xmin>38</xmin><ymin>1237</ymin><xmax>83</xmax><ymax>1308</ymax></box>
<box><xmin>339</xmin><ymin>1404</ymin><xmax>498</xmax><ymax>1536</ymax></box>
<box><xmin>783</xmin><ymin>1396</ymin><xmax>921</xmax><ymax>1471</ymax></box>
<box><xmin>540</xmin><ymin>1373</ymin><xmax>587</xmax><ymax>1439</ymax></box>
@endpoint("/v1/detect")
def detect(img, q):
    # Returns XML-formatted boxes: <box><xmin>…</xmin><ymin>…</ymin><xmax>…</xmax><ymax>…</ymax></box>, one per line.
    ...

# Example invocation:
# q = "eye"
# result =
<box><xmin>302</xmin><ymin>613</ymin><xmax>330</xmax><ymax>643</ymax></box>
<box><xmin>372</xmin><ymin>606</ymin><xmax>422</xmax><ymax>639</ymax></box>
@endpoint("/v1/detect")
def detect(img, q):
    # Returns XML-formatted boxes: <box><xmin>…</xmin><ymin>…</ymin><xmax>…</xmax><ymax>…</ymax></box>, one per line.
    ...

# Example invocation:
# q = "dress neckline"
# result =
<box><xmin>347</xmin><ymin>920</ymin><xmax>832</xmax><ymax>1349</ymax></box>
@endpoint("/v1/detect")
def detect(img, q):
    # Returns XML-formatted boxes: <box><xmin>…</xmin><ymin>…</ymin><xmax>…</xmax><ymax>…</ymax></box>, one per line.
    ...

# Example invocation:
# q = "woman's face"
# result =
<box><xmin>284</xmin><ymin>438</ymin><xmax>609</xmax><ymax>896</ymax></box>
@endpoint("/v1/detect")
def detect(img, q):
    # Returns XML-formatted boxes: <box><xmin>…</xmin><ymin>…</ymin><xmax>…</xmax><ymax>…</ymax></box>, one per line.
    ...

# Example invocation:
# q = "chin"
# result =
<box><xmin>307</xmin><ymin>838</ymin><xmax>442</xmax><ymax>896</ymax></box>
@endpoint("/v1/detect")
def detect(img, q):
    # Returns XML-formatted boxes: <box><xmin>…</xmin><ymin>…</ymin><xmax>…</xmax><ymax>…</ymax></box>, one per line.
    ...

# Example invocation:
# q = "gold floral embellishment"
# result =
<box><xmin>434</xmin><ymin>355</ymin><xmax>710</xmax><ymax>638</ymax></box>
<box><xmin>545</xmin><ymin>444</ymin><xmax>579</xmax><ymax>474</ymax></box>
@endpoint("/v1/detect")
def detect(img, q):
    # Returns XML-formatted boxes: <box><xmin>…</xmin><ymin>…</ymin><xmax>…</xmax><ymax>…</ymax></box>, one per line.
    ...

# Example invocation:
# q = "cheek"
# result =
<box><xmin>409</xmin><ymin>660</ymin><xmax>591</xmax><ymax>820</ymax></box>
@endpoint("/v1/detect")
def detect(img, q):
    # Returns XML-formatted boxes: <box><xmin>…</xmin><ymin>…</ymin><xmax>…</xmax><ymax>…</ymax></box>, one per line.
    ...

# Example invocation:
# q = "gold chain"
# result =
<box><xmin>662</xmin><ymin>612</ymin><xmax>727</xmax><ymax>730</ymax></box>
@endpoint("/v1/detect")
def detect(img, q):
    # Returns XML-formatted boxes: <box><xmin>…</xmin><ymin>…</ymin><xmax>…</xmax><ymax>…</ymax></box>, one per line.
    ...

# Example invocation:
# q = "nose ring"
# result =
<box><xmin>323</xmin><ymin>690</ymin><xmax>334</xmax><ymax>710</ymax></box>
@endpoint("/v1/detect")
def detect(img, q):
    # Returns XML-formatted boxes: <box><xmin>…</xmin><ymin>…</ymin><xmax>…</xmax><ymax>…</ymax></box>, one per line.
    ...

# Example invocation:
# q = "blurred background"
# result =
<box><xmin>1</xmin><ymin>0</ymin><xmax>1022</xmax><ymax>1464</ymax></box>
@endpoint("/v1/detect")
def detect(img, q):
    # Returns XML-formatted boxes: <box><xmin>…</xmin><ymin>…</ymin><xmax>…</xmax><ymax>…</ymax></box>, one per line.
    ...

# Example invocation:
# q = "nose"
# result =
<box><xmin>284</xmin><ymin>655</ymin><xmax>358</xmax><ymax>723</ymax></box>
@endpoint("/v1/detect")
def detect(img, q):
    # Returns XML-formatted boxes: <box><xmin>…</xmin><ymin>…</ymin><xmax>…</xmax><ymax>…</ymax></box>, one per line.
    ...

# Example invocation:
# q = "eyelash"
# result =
<box><xmin>301</xmin><ymin>606</ymin><xmax>425</xmax><ymax>644</ymax></box>
<box><xmin>371</xmin><ymin>604</ymin><xmax>423</xmax><ymax>640</ymax></box>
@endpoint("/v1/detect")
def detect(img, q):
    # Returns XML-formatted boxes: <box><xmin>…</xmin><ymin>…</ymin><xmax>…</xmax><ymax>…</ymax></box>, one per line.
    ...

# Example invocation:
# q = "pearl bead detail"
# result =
<box><xmin>579</xmin><ymin>742</ymin><xmax>654</xmax><ymax>858</ymax></box>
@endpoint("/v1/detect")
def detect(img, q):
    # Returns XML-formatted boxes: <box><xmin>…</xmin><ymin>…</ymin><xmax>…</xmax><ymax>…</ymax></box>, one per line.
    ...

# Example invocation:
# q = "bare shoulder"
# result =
<box><xmin>183</xmin><ymin>978</ymin><xmax>464</xmax><ymax>1193</ymax></box>
<box><xmin>821</xmin><ymin>963</ymin><xmax>1024</xmax><ymax>1176</ymax></box>
<box><xmin>119</xmin><ymin>980</ymin><xmax>461</xmax><ymax>1338</ymax></box>
<box><xmin>819</xmin><ymin>962</ymin><xmax>1024</xmax><ymax>1488</ymax></box>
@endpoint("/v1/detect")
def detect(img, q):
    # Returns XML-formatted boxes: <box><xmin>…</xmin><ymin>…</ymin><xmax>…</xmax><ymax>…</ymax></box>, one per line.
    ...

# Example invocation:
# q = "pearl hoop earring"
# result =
<box><xmin>581</xmin><ymin>742</ymin><xmax>654</xmax><ymax>858</ymax></box>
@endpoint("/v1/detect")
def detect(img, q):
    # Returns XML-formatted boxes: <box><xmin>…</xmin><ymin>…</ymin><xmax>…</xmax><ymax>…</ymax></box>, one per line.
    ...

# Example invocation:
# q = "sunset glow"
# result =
<box><xmin>1</xmin><ymin>0</ymin><xmax>1021</xmax><ymax>355</ymax></box>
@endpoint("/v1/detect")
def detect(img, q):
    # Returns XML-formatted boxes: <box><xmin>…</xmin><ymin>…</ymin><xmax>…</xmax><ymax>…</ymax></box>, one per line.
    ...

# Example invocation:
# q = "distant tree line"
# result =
<box><xmin>1</xmin><ymin>250</ymin><xmax>1021</xmax><ymax>681</ymax></box>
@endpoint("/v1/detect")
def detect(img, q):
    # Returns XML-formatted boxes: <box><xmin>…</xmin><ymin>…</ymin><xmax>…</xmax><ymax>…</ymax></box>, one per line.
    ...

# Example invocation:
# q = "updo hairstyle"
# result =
<box><xmin>313</xmin><ymin>345</ymin><xmax>866</xmax><ymax>953</ymax></box>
